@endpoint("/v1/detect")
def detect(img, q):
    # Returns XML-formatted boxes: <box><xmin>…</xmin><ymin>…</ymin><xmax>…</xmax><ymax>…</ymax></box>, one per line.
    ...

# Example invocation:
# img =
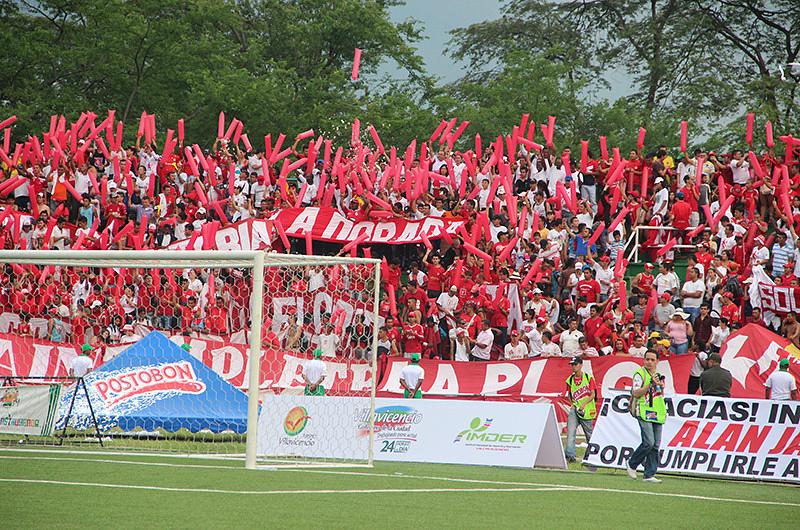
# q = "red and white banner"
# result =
<box><xmin>757</xmin><ymin>283</ymin><xmax>800</xmax><ymax>315</ymax></box>
<box><xmin>3</xmin><ymin>323</ymin><xmax>796</xmax><ymax>401</ymax></box>
<box><xmin>585</xmin><ymin>390</ymin><xmax>800</xmax><ymax>484</ymax></box>
<box><xmin>377</xmin><ymin>355</ymin><xmax>696</xmax><ymax>401</ymax></box>
<box><xmin>168</xmin><ymin>207</ymin><xmax>466</xmax><ymax>250</ymax></box>
<box><xmin>0</xmin><ymin>332</ymin><xmax>373</xmax><ymax>395</ymax></box>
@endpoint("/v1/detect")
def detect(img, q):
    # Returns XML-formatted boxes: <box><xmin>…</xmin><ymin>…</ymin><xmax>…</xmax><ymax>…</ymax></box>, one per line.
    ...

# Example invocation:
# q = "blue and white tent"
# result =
<box><xmin>59</xmin><ymin>331</ymin><xmax>249</xmax><ymax>433</ymax></box>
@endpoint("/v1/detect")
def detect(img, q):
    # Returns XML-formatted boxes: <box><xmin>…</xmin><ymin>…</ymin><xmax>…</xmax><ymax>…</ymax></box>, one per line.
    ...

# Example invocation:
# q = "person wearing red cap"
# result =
<box><xmin>751</xmin><ymin>235</ymin><xmax>770</xmax><ymax>267</ymax></box>
<box><xmin>555</xmin><ymin>299</ymin><xmax>577</xmax><ymax>333</ymax></box>
<box><xmin>590</xmin><ymin>255</ymin><xmax>614</xmax><ymax>301</ymax></box>
<box><xmin>453</xmin><ymin>328</ymin><xmax>470</xmax><ymax>361</ymax></box>
<box><xmin>631</xmin><ymin>264</ymin><xmax>655</xmax><ymax>303</ymax></box>
<box><xmin>720</xmin><ymin>291</ymin><xmax>740</xmax><ymax>324</ymax></box>
<box><xmin>504</xmin><ymin>330</ymin><xmax>528</xmax><ymax>360</ymax></box>
<box><xmin>653</xmin><ymin>293</ymin><xmax>675</xmax><ymax>332</ymax></box>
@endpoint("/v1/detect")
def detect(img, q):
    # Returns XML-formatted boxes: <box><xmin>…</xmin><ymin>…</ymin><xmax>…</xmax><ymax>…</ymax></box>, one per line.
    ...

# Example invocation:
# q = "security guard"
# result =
<box><xmin>564</xmin><ymin>356</ymin><xmax>597</xmax><ymax>464</ymax></box>
<box><xmin>400</xmin><ymin>353</ymin><xmax>424</xmax><ymax>399</ymax></box>
<box><xmin>626</xmin><ymin>349</ymin><xmax>667</xmax><ymax>482</ymax></box>
<box><xmin>302</xmin><ymin>348</ymin><xmax>327</xmax><ymax>396</ymax></box>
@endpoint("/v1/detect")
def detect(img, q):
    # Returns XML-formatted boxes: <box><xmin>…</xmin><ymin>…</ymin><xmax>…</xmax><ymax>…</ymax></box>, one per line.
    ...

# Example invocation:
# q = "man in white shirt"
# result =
<box><xmin>400</xmin><ymin>353</ymin><xmax>425</xmax><ymax>398</ymax></box>
<box><xmin>526</xmin><ymin>318</ymin><xmax>547</xmax><ymax>356</ymax></box>
<box><xmin>652</xmin><ymin>178</ymin><xmax>669</xmax><ymax>217</ymax></box>
<box><xmin>316</xmin><ymin>324</ymin><xmax>340</xmax><ymax>357</ymax></box>
<box><xmin>593</xmin><ymin>256</ymin><xmax>615</xmax><ymax>299</ymax></box>
<box><xmin>729</xmin><ymin>150</ymin><xmax>751</xmax><ymax>185</ymax></box>
<box><xmin>765</xmin><ymin>359</ymin><xmax>797</xmax><ymax>400</ymax></box>
<box><xmin>471</xmin><ymin>320</ymin><xmax>494</xmax><ymax>361</ymax></box>
<box><xmin>69</xmin><ymin>345</ymin><xmax>94</xmax><ymax>378</ymax></box>
<box><xmin>680</xmin><ymin>267</ymin><xmax>705</xmax><ymax>322</ymax></box>
<box><xmin>303</xmin><ymin>348</ymin><xmax>327</xmax><ymax>396</ymax></box>
<box><xmin>560</xmin><ymin>319</ymin><xmax>584</xmax><ymax>356</ymax></box>
<box><xmin>50</xmin><ymin>217</ymin><xmax>70</xmax><ymax>250</ymax></box>
<box><xmin>654</xmin><ymin>262</ymin><xmax>680</xmax><ymax>300</ymax></box>
<box><xmin>436</xmin><ymin>286</ymin><xmax>459</xmax><ymax>344</ymax></box>
<box><xmin>454</xmin><ymin>329</ymin><xmax>470</xmax><ymax>362</ymax></box>
<box><xmin>504</xmin><ymin>330</ymin><xmax>529</xmax><ymax>360</ymax></box>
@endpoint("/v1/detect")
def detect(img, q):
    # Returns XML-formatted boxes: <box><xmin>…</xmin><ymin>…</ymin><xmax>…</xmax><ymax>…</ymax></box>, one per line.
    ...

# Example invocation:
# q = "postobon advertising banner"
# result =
<box><xmin>584</xmin><ymin>390</ymin><xmax>800</xmax><ymax>484</ymax></box>
<box><xmin>257</xmin><ymin>395</ymin><xmax>565</xmax><ymax>469</ymax></box>
<box><xmin>0</xmin><ymin>385</ymin><xmax>62</xmax><ymax>436</ymax></box>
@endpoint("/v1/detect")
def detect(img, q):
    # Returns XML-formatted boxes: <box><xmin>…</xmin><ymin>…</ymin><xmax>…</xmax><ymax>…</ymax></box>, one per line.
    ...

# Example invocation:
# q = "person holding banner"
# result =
<box><xmin>564</xmin><ymin>356</ymin><xmax>596</xmax><ymax>464</ymax></box>
<box><xmin>400</xmin><ymin>353</ymin><xmax>424</xmax><ymax>399</ymax></box>
<box><xmin>302</xmin><ymin>348</ymin><xmax>326</xmax><ymax>396</ymax></box>
<box><xmin>626</xmin><ymin>350</ymin><xmax>667</xmax><ymax>483</ymax></box>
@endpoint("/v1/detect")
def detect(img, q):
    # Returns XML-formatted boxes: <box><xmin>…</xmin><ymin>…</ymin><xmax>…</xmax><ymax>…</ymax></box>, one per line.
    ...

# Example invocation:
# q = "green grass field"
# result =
<box><xmin>2</xmin><ymin>447</ymin><xmax>798</xmax><ymax>529</ymax></box>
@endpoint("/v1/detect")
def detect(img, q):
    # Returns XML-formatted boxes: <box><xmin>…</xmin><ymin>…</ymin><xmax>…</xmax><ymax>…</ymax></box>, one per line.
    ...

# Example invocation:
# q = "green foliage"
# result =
<box><xmin>0</xmin><ymin>0</ymin><xmax>428</xmax><ymax>146</ymax></box>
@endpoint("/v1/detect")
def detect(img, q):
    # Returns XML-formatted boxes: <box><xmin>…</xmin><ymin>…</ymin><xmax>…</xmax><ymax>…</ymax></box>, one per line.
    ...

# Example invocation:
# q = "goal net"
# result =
<box><xmin>0</xmin><ymin>250</ymin><xmax>380</xmax><ymax>468</ymax></box>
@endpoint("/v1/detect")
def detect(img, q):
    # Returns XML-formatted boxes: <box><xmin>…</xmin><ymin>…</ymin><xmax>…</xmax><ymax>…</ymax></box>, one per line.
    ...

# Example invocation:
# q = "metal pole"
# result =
<box><xmin>245</xmin><ymin>251</ymin><xmax>266</xmax><ymax>470</ymax></box>
<box><xmin>367</xmin><ymin>262</ymin><xmax>382</xmax><ymax>467</ymax></box>
<box><xmin>634</xmin><ymin>227</ymin><xmax>640</xmax><ymax>263</ymax></box>
<box><xmin>59</xmin><ymin>378</ymin><xmax>80</xmax><ymax>446</ymax></box>
<box><xmin>81</xmin><ymin>378</ymin><xmax>104</xmax><ymax>447</ymax></box>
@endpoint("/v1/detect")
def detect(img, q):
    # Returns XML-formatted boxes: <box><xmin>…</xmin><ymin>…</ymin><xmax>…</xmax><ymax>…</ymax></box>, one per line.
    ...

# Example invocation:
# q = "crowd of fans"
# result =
<box><xmin>1</xmin><ymin>113</ymin><xmax>799</xmax><ymax>383</ymax></box>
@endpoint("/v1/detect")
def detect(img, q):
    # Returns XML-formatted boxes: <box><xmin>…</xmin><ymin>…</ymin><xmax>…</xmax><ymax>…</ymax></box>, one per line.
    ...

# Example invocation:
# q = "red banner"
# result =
<box><xmin>718</xmin><ymin>323</ymin><xmax>800</xmax><ymax>397</ymax></box>
<box><xmin>271</xmin><ymin>207</ymin><xmax>465</xmax><ymax>245</ymax></box>
<box><xmin>168</xmin><ymin>208</ymin><xmax>466</xmax><ymax>250</ymax></box>
<box><xmin>757</xmin><ymin>283</ymin><xmax>800</xmax><ymax>314</ymax></box>
<box><xmin>377</xmin><ymin>355</ymin><xmax>696</xmax><ymax>401</ymax></box>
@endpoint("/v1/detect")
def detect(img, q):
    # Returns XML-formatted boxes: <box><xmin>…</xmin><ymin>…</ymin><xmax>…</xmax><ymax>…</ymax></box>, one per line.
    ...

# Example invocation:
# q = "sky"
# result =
<box><xmin>384</xmin><ymin>0</ymin><xmax>632</xmax><ymax>100</ymax></box>
<box><xmin>386</xmin><ymin>0</ymin><xmax>503</xmax><ymax>83</ymax></box>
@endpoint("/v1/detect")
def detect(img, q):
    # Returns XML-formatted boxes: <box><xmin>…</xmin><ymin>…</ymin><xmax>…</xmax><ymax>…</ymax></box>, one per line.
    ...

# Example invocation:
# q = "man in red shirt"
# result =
<box><xmin>583</xmin><ymin>306</ymin><xmax>603</xmax><ymax>347</ymax></box>
<box><xmin>576</xmin><ymin>268</ymin><xmax>601</xmax><ymax>303</ymax></box>
<box><xmin>384</xmin><ymin>316</ymin><xmax>402</xmax><ymax>355</ymax></box>
<box><xmin>670</xmin><ymin>191</ymin><xmax>692</xmax><ymax>239</ymax></box>
<box><xmin>403</xmin><ymin>312</ymin><xmax>425</xmax><ymax>358</ymax></box>
<box><xmin>422</xmin><ymin>251</ymin><xmax>446</xmax><ymax>299</ymax></box>
<box><xmin>206</xmin><ymin>296</ymin><xmax>229</xmax><ymax>335</ymax></box>
<box><xmin>720</xmin><ymin>291</ymin><xmax>740</xmax><ymax>324</ymax></box>
<box><xmin>678</xmin><ymin>175</ymin><xmax>699</xmax><ymax>212</ymax></box>
<box><xmin>104</xmin><ymin>193</ymin><xmax>128</xmax><ymax>232</ymax></box>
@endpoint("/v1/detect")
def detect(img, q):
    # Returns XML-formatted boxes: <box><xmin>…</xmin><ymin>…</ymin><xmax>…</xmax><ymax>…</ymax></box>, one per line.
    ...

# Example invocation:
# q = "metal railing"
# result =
<box><xmin>623</xmin><ymin>225</ymin><xmax>697</xmax><ymax>264</ymax></box>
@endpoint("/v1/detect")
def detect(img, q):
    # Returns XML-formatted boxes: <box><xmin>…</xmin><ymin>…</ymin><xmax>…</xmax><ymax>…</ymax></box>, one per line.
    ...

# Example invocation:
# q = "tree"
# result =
<box><xmin>695</xmin><ymin>0</ymin><xmax>800</xmax><ymax>132</ymax></box>
<box><xmin>0</xmin><ymin>0</ymin><xmax>429</xmax><ymax>146</ymax></box>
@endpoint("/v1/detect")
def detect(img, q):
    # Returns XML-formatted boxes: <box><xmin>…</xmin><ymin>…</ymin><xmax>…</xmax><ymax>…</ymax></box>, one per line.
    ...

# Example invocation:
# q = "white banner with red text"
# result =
<box><xmin>584</xmin><ymin>390</ymin><xmax>800</xmax><ymax>484</ymax></box>
<box><xmin>756</xmin><ymin>283</ymin><xmax>800</xmax><ymax>315</ymax></box>
<box><xmin>257</xmin><ymin>394</ymin><xmax>566</xmax><ymax>468</ymax></box>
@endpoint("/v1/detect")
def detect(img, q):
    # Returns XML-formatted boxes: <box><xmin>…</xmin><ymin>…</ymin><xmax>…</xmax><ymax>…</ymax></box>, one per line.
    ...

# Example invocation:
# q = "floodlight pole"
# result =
<box><xmin>245</xmin><ymin>251</ymin><xmax>266</xmax><ymax>470</ymax></box>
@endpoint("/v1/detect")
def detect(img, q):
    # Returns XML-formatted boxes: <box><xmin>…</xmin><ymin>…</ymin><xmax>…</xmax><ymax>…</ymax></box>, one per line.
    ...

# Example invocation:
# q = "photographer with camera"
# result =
<box><xmin>625</xmin><ymin>350</ymin><xmax>667</xmax><ymax>483</ymax></box>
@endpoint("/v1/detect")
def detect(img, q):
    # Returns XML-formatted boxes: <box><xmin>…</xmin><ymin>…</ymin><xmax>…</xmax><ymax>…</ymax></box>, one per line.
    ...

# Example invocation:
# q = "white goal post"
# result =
<box><xmin>0</xmin><ymin>250</ymin><xmax>381</xmax><ymax>470</ymax></box>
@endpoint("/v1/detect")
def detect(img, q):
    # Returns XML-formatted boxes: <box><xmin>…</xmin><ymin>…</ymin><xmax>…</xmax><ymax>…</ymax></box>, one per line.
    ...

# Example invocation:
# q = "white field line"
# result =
<box><xmin>0</xmin><ymin>478</ymin><xmax>571</xmax><ymax>496</ymax></box>
<box><xmin>3</xmin><ymin>452</ymin><xmax>800</xmax><ymax>508</ymax></box>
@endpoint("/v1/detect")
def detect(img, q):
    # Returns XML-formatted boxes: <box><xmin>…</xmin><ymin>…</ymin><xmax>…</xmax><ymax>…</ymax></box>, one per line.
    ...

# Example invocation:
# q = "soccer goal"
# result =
<box><xmin>0</xmin><ymin>250</ymin><xmax>380</xmax><ymax>469</ymax></box>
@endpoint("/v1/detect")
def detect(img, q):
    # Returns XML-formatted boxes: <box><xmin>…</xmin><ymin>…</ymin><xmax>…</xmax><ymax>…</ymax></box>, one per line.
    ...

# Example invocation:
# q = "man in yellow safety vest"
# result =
<box><xmin>626</xmin><ymin>349</ymin><xmax>667</xmax><ymax>483</ymax></box>
<box><xmin>564</xmin><ymin>356</ymin><xmax>597</xmax><ymax>465</ymax></box>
